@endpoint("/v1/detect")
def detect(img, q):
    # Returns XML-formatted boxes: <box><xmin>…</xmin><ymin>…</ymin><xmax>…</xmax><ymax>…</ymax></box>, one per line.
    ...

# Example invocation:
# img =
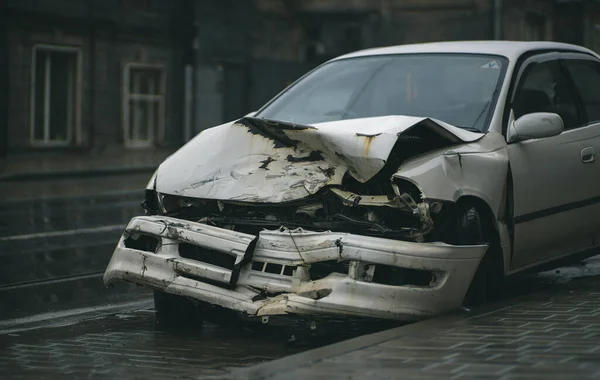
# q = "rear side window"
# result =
<box><xmin>564</xmin><ymin>59</ymin><xmax>600</xmax><ymax>125</ymax></box>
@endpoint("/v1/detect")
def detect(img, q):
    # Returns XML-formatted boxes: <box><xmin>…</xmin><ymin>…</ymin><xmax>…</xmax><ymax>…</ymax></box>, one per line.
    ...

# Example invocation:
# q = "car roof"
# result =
<box><xmin>332</xmin><ymin>41</ymin><xmax>598</xmax><ymax>61</ymax></box>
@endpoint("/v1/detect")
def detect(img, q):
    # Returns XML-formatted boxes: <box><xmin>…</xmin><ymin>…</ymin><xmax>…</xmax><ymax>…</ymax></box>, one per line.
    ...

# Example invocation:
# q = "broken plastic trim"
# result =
<box><xmin>371</xmin><ymin>265</ymin><xmax>439</xmax><ymax>287</ymax></box>
<box><xmin>330</xmin><ymin>188</ymin><xmax>408</xmax><ymax>209</ymax></box>
<box><xmin>142</xmin><ymin>189</ymin><xmax>160</xmax><ymax>215</ymax></box>
<box><xmin>123</xmin><ymin>233</ymin><xmax>159</xmax><ymax>253</ymax></box>
<box><xmin>251</xmin><ymin>261</ymin><xmax>297</xmax><ymax>276</ymax></box>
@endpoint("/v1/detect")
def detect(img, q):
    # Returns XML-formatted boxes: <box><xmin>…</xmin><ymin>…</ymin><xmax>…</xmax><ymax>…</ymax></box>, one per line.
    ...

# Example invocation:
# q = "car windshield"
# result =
<box><xmin>256</xmin><ymin>54</ymin><xmax>507</xmax><ymax>132</ymax></box>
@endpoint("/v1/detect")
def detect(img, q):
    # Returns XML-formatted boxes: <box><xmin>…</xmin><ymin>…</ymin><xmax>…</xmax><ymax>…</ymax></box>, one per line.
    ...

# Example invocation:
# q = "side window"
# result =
<box><xmin>513</xmin><ymin>60</ymin><xmax>580</xmax><ymax>130</ymax></box>
<box><xmin>564</xmin><ymin>59</ymin><xmax>600</xmax><ymax>125</ymax></box>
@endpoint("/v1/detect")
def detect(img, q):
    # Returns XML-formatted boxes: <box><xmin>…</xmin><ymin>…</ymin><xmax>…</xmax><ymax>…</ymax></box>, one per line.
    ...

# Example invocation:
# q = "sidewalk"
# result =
<box><xmin>0</xmin><ymin>147</ymin><xmax>172</xmax><ymax>182</ymax></box>
<box><xmin>0</xmin><ymin>149</ymin><xmax>166</xmax><ymax>318</ymax></box>
<box><xmin>0</xmin><ymin>148</ymin><xmax>173</xmax><ymax>201</ymax></box>
<box><xmin>232</xmin><ymin>271</ymin><xmax>600</xmax><ymax>380</ymax></box>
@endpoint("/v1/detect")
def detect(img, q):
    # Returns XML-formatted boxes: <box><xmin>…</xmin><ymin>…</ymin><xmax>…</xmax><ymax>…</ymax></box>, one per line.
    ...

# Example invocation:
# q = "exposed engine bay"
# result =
<box><xmin>142</xmin><ymin>123</ymin><xmax>460</xmax><ymax>243</ymax></box>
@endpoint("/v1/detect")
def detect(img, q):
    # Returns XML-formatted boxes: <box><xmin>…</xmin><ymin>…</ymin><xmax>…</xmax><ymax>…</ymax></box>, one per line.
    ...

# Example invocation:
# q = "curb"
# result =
<box><xmin>0</xmin><ymin>297</ymin><xmax>154</xmax><ymax>335</ymax></box>
<box><xmin>230</xmin><ymin>273</ymin><xmax>600</xmax><ymax>380</ymax></box>
<box><xmin>230</xmin><ymin>310</ymin><xmax>474</xmax><ymax>380</ymax></box>
<box><xmin>0</xmin><ymin>165</ymin><xmax>158</xmax><ymax>182</ymax></box>
<box><xmin>0</xmin><ymin>188</ymin><xmax>143</xmax><ymax>205</ymax></box>
<box><xmin>0</xmin><ymin>224</ymin><xmax>126</xmax><ymax>242</ymax></box>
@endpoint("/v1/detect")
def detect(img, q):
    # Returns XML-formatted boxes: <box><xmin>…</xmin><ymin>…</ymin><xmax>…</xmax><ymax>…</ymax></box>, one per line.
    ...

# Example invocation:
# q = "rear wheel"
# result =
<box><xmin>153</xmin><ymin>291</ymin><xmax>204</xmax><ymax>328</ymax></box>
<box><xmin>446</xmin><ymin>203</ymin><xmax>504</xmax><ymax>307</ymax></box>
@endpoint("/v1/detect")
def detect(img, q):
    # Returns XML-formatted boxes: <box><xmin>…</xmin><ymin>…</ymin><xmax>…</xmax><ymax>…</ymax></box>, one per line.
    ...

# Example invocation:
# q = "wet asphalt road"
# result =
<box><xmin>0</xmin><ymin>303</ymin><xmax>397</xmax><ymax>379</ymax></box>
<box><xmin>2</xmin><ymin>255</ymin><xmax>600</xmax><ymax>380</ymax></box>
<box><xmin>0</xmin><ymin>310</ymin><xmax>302</xmax><ymax>379</ymax></box>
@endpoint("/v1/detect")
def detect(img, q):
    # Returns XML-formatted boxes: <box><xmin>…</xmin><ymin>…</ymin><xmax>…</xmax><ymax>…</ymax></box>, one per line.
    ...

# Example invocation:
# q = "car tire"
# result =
<box><xmin>452</xmin><ymin>204</ymin><xmax>503</xmax><ymax>307</ymax></box>
<box><xmin>153</xmin><ymin>290</ymin><xmax>203</xmax><ymax>328</ymax></box>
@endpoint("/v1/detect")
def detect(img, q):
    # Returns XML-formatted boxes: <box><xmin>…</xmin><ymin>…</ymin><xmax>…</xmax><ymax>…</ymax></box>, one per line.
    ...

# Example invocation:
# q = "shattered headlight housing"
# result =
<box><xmin>142</xmin><ymin>190</ymin><xmax>189</xmax><ymax>215</ymax></box>
<box><xmin>142</xmin><ymin>189</ymin><xmax>160</xmax><ymax>215</ymax></box>
<box><xmin>156</xmin><ymin>193</ymin><xmax>207</xmax><ymax>214</ymax></box>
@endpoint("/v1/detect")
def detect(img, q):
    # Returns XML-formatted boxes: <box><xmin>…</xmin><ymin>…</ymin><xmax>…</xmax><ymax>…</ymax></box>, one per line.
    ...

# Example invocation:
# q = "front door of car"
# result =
<box><xmin>507</xmin><ymin>53</ymin><xmax>596</xmax><ymax>270</ymax></box>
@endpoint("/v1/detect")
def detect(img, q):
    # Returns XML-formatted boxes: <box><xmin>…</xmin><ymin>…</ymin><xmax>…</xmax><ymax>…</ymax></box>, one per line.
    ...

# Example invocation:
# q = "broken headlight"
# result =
<box><xmin>142</xmin><ymin>189</ymin><xmax>160</xmax><ymax>215</ymax></box>
<box><xmin>156</xmin><ymin>193</ymin><xmax>207</xmax><ymax>214</ymax></box>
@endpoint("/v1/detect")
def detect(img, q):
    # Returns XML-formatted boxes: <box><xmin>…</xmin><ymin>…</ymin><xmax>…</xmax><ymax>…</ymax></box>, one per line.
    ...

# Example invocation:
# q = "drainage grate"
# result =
<box><xmin>251</xmin><ymin>261</ymin><xmax>297</xmax><ymax>276</ymax></box>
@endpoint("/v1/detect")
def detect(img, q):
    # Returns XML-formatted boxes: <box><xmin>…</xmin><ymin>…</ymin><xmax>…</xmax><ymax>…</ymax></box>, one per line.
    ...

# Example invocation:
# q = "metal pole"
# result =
<box><xmin>494</xmin><ymin>0</ymin><xmax>502</xmax><ymax>40</ymax></box>
<box><xmin>0</xmin><ymin>1</ymin><xmax>9</xmax><ymax>157</ymax></box>
<box><xmin>87</xmin><ymin>0</ymin><xmax>96</xmax><ymax>148</ymax></box>
<box><xmin>184</xmin><ymin>64</ymin><xmax>192</xmax><ymax>142</ymax></box>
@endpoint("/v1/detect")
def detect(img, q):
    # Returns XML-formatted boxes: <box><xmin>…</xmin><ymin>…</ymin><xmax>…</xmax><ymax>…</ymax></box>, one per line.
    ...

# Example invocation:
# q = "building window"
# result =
<box><xmin>30</xmin><ymin>46</ymin><xmax>81</xmax><ymax>145</ymax></box>
<box><xmin>123</xmin><ymin>64</ymin><xmax>165</xmax><ymax>147</ymax></box>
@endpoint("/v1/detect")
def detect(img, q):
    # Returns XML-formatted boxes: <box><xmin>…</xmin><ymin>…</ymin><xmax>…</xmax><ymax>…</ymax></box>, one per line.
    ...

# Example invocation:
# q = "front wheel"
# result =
<box><xmin>447</xmin><ymin>204</ymin><xmax>503</xmax><ymax>307</ymax></box>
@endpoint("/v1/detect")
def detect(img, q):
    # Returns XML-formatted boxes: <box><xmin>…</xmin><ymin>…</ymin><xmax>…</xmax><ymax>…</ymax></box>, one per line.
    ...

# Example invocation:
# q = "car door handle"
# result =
<box><xmin>581</xmin><ymin>147</ymin><xmax>596</xmax><ymax>163</ymax></box>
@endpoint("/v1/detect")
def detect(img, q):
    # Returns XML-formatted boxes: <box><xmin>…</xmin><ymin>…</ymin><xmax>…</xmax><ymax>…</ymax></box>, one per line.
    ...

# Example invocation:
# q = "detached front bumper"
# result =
<box><xmin>104</xmin><ymin>216</ymin><xmax>487</xmax><ymax>321</ymax></box>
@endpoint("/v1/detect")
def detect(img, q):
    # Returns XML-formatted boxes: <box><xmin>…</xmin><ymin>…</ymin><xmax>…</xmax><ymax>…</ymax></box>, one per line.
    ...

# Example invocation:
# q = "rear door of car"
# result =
<box><xmin>561</xmin><ymin>53</ymin><xmax>600</xmax><ymax>247</ymax></box>
<box><xmin>507</xmin><ymin>52</ymin><xmax>597</xmax><ymax>269</ymax></box>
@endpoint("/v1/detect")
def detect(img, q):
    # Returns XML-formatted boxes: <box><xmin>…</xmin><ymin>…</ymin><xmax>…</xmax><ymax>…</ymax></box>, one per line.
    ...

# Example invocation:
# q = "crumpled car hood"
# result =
<box><xmin>154</xmin><ymin>115</ymin><xmax>484</xmax><ymax>203</ymax></box>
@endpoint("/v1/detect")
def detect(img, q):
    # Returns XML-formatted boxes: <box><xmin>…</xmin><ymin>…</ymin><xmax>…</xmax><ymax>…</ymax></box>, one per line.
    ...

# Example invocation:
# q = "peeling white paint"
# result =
<box><xmin>153</xmin><ymin>115</ymin><xmax>483</xmax><ymax>203</ymax></box>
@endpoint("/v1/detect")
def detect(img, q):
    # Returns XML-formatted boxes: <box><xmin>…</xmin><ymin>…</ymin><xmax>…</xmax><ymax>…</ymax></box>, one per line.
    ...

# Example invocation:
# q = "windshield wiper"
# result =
<box><xmin>458</xmin><ymin>126</ymin><xmax>483</xmax><ymax>133</ymax></box>
<box><xmin>470</xmin><ymin>100</ymin><xmax>491</xmax><ymax>131</ymax></box>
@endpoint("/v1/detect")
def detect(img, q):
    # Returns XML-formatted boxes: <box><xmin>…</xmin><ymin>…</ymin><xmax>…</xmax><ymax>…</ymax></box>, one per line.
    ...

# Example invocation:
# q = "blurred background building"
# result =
<box><xmin>2</xmin><ymin>0</ymin><xmax>600</xmax><ymax>162</ymax></box>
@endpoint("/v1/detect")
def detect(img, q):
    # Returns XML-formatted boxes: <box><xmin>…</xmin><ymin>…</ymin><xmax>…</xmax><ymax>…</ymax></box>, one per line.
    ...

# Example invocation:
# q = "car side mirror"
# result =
<box><xmin>507</xmin><ymin>112</ymin><xmax>564</xmax><ymax>143</ymax></box>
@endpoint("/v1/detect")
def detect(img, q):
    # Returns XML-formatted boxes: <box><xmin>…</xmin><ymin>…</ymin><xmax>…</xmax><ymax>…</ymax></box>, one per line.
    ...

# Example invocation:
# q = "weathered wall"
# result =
<box><xmin>502</xmin><ymin>0</ymin><xmax>554</xmax><ymax>41</ymax></box>
<box><xmin>193</xmin><ymin>0</ymin><xmax>257</xmax><ymax>131</ymax></box>
<box><xmin>385</xmin><ymin>0</ymin><xmax>493</xmax><ymax>45</ymax></box>
<box><xmin>581</xmin><ymin>1</ymin><xmax>600</xmax><ymax>52</ymax></box>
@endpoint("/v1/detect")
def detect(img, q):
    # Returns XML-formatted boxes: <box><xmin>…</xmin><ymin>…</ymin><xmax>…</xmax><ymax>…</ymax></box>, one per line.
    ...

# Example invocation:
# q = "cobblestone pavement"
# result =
<box><xmin>2</xmin><ymin>249</ymin><xmax>600</xmax><ymax>380</ymax></box>
<box><xmin>0</xmin><ymin>308</ymin><xmax>294</xmax><ymax>379</ymax></box>
<box><xmin>233</xmin><ymin>266</ymin><xmax>600</xmax><ymax>380</ymax></box>
<box><xmin>0</xmin><ymin>302</ymin><xmax>394</xmax><ymax>379</ymax></box>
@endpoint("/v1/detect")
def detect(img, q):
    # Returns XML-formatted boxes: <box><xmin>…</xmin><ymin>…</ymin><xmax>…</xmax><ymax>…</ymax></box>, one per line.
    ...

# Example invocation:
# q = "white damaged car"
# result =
<box><xmin>105</xmin><ymin>41</ymin><xmax>600</xmax><ymax>323</ymax></box>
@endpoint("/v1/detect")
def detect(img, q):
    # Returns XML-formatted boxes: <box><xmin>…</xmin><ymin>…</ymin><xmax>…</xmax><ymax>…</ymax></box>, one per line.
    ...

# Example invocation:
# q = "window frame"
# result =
<box><xmin>29</xmin><ymin>44</ymin><xmax>83</xmax><ymax>147</ymax></box>
<box><xmin>122</xmin><ymin>62</ymin><xmax>166</xmax><ymax>148</ymax></box>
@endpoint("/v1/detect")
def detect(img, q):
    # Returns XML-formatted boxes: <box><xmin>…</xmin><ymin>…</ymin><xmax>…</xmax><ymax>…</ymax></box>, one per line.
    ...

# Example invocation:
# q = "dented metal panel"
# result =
<box><xmin>153</xmin><ymin>115</ymin><xmax>484</xmax><ymax>203</ymax></box>
<box><xmin>394</xmin><ymin>131</ymin><xmax>509</xmax><ymax>218</ymax></box>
